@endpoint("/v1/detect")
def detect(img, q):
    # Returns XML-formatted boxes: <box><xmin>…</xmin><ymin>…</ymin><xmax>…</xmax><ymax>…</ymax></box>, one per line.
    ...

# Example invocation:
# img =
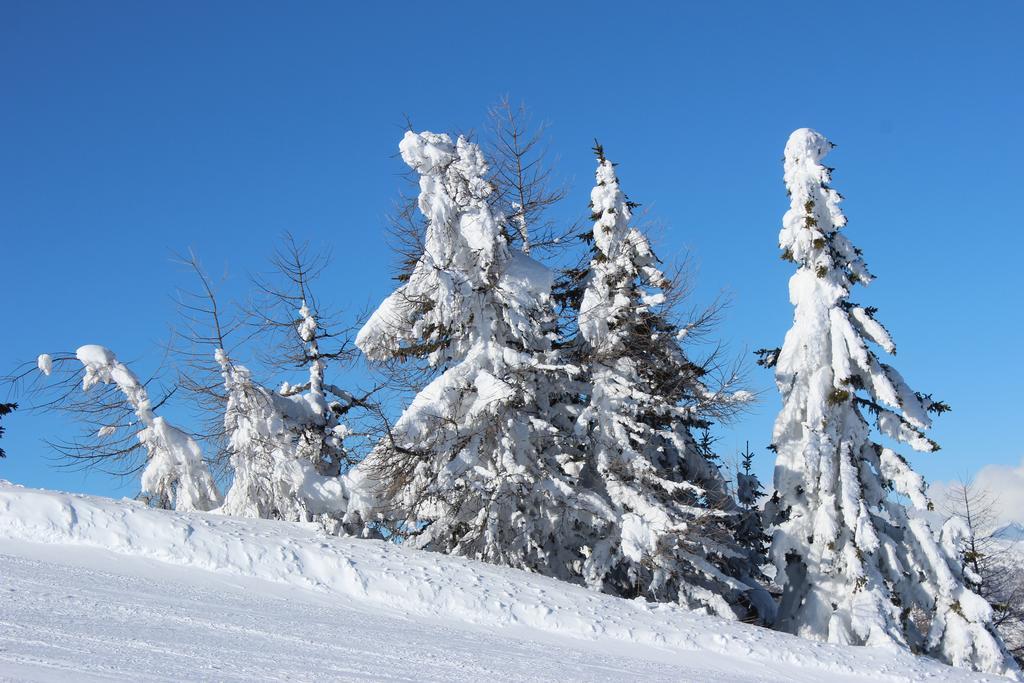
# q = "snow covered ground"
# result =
<box><xmin>0</xmin><ymin>482</ymin><xmax>1000</xmax><ymax>681</ymax></box>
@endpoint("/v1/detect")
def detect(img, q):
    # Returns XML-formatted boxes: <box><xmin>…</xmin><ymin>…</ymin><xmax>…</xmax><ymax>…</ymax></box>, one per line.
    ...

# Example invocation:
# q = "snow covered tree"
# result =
<box><xmin>354</xmin><ymin>130</ymin><xmax>597</xmax><ymax>577</ymax></box>
<box><xmin>215</xmin><ymin>307</ymin><xmax>355</xmax><ymax>534</ymax></box>
<box><xmin>736</xmin><ymin>441</ymin><xmax>770</xmax><ymax>574</ymax></box>
<box><xmin>943</xmin><ymin>478</ymin><xmax>1024</xmax><ymax>665</ymax></box>
<box><xmin>175</xmin><ymin>249</ymin><xmax>366</xmax><ymax>534</ymax></box>
<box><xmin>9</xmin><ymin>346</ymin><xmax>220</xmax><ymax>509</ymax></box>
<box><xmin>764</xmin><ymin>128</ymin><xmax>1019</xmax><ymax>677</ymax></box>
<box><xmin>569</xmin><ymin>143</ymin><xmax>770</xmax><ymax>621</ymax></box>
<box><xmin>67</xmin><ymin>345</ymin><xmax>220</xmax><ymax>511</ymax></box>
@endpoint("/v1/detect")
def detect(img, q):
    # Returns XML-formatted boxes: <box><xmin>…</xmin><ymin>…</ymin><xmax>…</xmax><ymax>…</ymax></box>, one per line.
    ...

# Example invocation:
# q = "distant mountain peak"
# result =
<box><xmin>993</xmin><ymin>522</ymin><xmax>1024</xmax><ymax>541</ymax></box>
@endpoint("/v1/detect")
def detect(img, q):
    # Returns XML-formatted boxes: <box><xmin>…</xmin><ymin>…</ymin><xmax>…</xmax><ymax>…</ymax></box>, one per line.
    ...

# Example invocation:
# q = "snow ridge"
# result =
<box><xmin>0</xmin><ymin>482</ymin><xmax>993</xmax><ymax>682</ymax></box>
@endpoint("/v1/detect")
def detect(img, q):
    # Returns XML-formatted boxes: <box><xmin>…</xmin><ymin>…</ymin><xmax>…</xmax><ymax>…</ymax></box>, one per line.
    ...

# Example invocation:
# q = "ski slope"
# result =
<box><xmin>0</xmin><ymin>482</ymin><xmax>999</xmax><ymax>681</ymax></box>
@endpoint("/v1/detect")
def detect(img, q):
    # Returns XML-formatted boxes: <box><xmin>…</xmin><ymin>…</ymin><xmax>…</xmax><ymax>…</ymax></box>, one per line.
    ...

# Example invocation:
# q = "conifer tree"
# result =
<box><xmin>735</xmin><ymin>441</ymin><xmax>770</xmax><ymax>573</ymax></box>
<box><xmin>571</xmin><ymin>144</ymin><xmax>771</xmax><ymax>621</ymax></box>
<box><xmin>354</xmin><ymin>131</ymin><xmax>596</xmax><ymax>577</ymax></box>
<box><xmin>764</xmin><ymin>128</ymin><xmax>1019</xmax><ymax>678</ymax></box>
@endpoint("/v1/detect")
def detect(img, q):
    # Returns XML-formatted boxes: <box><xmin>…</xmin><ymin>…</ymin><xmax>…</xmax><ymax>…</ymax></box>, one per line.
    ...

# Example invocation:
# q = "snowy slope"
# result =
<box><xmin>0</xmin><ymin>482</ymin><xmax>998</xmax><ymax>682</ymax></box>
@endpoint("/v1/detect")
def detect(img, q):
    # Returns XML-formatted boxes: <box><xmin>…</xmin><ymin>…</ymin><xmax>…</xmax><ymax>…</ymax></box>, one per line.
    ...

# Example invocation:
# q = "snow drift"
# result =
<box><xmin>0</xmin><ymin>481</ymin><xmax>1002</xmax><ymax>681</ymax></box>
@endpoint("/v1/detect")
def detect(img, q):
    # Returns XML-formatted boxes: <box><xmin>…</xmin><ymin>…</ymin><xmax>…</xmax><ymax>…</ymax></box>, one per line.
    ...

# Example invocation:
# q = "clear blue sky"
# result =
<box><xmin>1</xmin><ymin>1</ymin><xmax>1021</xmax><ymax>499</ymax></box>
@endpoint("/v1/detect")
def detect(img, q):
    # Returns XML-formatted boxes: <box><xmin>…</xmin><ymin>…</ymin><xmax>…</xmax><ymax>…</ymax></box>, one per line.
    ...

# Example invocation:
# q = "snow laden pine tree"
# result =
<box><xmin>355</xmin><ymin>131</ymin><xmax>594</xmax><ymax>576</ymax></box>
<box><xmin>765</xmin><ymin>128</ymin><xmax>1019</xmax><ymax>678</ymax></box>
<box><xmin>573</xmin><ymin>145</ymin><xmax>771</xmax><ymax>621</ymax></box>
<box><xmin>215</xmin><ymin>303</ymin><xmax>354</xmax><ymax>533</ymax></box>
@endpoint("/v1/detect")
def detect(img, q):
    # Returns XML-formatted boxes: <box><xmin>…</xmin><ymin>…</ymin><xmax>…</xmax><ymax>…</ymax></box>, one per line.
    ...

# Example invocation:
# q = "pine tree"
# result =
<box><xmin>0</xmin><ymin>402</ymin><xmax>16</xmax><ymax>459</ymax></box>
<box><xmin>571</xmin><ymin>144</ymin><xmax>771</xmax><ymax>621</ymax></box>
<box><xmin>764</xmin><ymin>128</ymin><xmax>1019</xmax><ymax>678</ymax></box>
<box><xmin>354</xmin><ymin>130</ymin><xmax>596</xmax><ymax>577</ymax></box>
<box><xmin>735</xmin><ymin>441</ymin><xmax>770</xmax><ymax>574</ymax></box>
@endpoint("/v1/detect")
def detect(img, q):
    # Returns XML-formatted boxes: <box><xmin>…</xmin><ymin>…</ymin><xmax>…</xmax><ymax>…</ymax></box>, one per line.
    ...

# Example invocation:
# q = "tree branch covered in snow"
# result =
<box><xmin>16</xmin><ymin>346</ymin><xmax>221</xmax><ymax>511</ymax></box>
<box><xmin>4</xmin><ymin>350</ymin><xmax>183</xmax><ymax>479</ymax></box>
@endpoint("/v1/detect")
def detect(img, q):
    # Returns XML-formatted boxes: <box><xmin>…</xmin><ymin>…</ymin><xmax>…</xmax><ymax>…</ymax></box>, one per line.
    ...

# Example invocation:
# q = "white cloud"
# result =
<box><xmin>929</xmin><ymin>456</ymin><xmax>1024</xmax><ymax>528</ymax></box>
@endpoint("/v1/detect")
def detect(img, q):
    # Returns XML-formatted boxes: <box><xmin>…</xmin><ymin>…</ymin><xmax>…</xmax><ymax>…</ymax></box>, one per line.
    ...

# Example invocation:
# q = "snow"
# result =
<box><xmin>0</xmin><ymin>547</ymin><xmax>716</xmax><ymax>683</ymax></box>
<box><xmin>297</xmin><ymin>302</ymin><xmax>317</xmax><ymax>343</ymax></box>
<box><xmin>470</xmin><ymin>370</ymin><xmax>517</xmax><ymax>415</ymax></box>
<box><xmin>501</xmin><ymin>250</ymin><xmax>554</xmax><ymax>297</ymax></box>
<box><xmin>399</xmin><ymin>129</ymin><xmax>456</xmax><ymax>176</ymax></box>
<box><xmin>76</xmin><ymin>343</ymin><xmax>117</xmax><ymax>371</ymax></box>
<box><xmin>0</xmin><ymin>481</ymin><xmax>998</xmax><ymax>682</ymax></box>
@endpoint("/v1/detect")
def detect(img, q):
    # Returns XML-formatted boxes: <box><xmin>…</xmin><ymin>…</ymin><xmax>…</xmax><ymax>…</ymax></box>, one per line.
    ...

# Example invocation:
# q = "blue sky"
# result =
<box><xmin>1</xmin><ymin>1</ymin><xmax>1022</xmax><ymax>500</ymax></box>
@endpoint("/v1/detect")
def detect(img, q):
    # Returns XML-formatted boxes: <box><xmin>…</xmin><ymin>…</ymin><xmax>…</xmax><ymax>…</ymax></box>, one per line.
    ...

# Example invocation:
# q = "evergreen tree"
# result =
<box><xmin>0</xmin><ymin>402</ymin><xmax>16</xmax><ymax>459</ymax></box>
<box><xmin>764</xmin><ymin>128</ymin><xmax>1019</xmax><ymax>677</ymax></box>
<box><xmin>571</xmin><ymin>144</ymin><xmax>771</xmax><ymax>621</ymax></box>
<box><xmin>735</xmin><ymin>441</ymin><xmax>770</xmax><ymax>574</ymax></box>
<box><xmin>354</xmin><ymin>131</ymin><xmax>597</xmax><ymax>577</ymax></box>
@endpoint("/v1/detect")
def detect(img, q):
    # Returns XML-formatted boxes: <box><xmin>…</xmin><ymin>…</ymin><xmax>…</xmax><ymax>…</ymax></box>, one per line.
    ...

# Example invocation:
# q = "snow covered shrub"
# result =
<box><xmin>567</xmin><ymin>144</ymin><xmax>771</xmax><ymax>622</ymax></box>
<box><xmin>166</xmin><ymin>244</ymin><xmax>372</xmax><ymax>534</ymax></box>
<box><xmin>764</xmin><ymin>128</ymin><xmax>1019</xmax><ymax>678</ymax></box>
